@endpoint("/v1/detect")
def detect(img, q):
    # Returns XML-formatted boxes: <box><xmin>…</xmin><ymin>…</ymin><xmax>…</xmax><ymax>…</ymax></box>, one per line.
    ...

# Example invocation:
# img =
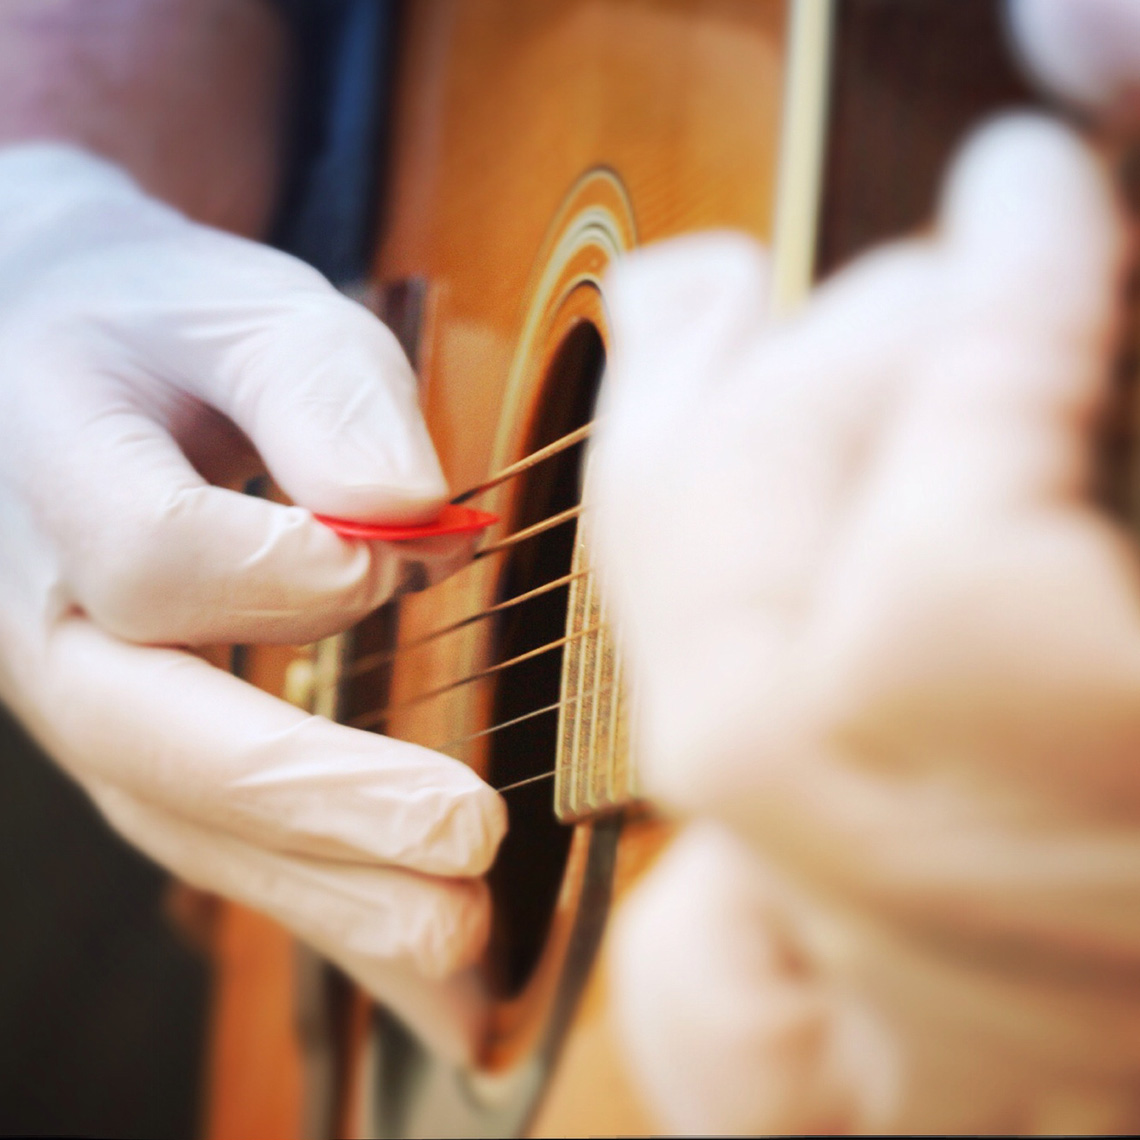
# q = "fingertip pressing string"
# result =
<box><xmin>311</xmin><ymin>423</ymin><xmax>601</xmax><ymax>775</ymax></box>
<box><xmin>314</xmin><ymin>422</ymin><xmax>592</xmax><ymax>542</ymax></box>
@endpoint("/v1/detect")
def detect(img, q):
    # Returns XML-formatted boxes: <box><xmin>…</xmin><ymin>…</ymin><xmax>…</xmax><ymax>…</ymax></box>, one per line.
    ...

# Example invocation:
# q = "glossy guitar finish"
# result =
<box><xmin>355</xmin><ymin>5</ymin><xmax>789</xmax><ymax>1134</ymax></box>
<box><xmin>213</xmin><ymin>2</ymin><xmax>791</xmax><ymax>1137</ymax></box>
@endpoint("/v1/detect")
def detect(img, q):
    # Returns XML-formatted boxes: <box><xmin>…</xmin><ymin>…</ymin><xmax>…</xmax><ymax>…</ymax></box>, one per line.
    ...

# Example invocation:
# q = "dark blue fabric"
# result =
<box><xmin>271</xmin><ymin>0</ymin><xmax>396</xmax><ymax>285</ymax></box>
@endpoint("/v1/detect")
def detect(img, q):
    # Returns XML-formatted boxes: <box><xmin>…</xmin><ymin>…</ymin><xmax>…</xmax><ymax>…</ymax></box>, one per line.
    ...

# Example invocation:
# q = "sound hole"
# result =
<box><xmin>485</xmin><ymin>318</ymin><xmax>605</xmax><ymax>998</ymax></box>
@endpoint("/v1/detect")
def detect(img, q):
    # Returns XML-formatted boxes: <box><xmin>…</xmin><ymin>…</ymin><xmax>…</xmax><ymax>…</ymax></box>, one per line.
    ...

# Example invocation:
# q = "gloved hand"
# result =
<box><xmin>0</xmin><ymin>144</ymin><xmax>506</xmax><ymax>1062</ymax></box>
<box><xmin>590</xmin><ymin>114</ymin><xmax>1140</xmax><ymax>1132</ymax></box>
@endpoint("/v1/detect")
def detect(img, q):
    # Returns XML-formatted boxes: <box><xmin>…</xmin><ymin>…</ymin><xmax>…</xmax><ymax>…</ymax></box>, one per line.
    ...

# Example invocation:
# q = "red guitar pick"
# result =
<box><xmin>315</xmin><ymin>502</ymin><xmax>498</xmax><ymax>542</ymax></box>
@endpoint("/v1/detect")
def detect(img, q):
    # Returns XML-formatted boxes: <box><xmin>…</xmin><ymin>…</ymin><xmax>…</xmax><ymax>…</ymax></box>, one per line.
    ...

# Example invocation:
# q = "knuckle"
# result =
<box><xmin>410</xmin><ymin>882</ymin><xmax>491</xmax><ymax>978</ymax></box>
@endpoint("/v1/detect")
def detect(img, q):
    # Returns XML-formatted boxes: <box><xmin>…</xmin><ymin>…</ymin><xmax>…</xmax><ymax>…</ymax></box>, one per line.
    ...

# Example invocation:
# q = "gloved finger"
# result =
<box><xmin>88</xmin><ymin>780</ymin><xmax>491</xmax><ymax>978</ymax></box>
<box><xmin>590</xmin><ymin>235</ymin><xmax>939</xmax><ymax>811</ymax></box>
<box><xmin>610</xmin><ymin>823</ymin><xmax>896</xmax><ymax>1135</ymax></box>
<box><xmin>596</xmin><ymin>231</ymin><xmax>771</xmax><ymax>425</ymax></box>
<box><xmin>31</xmin><ymin>395</ymin><xmax>467</xmax><ymax>646</ymax></box>
<box><xmin>587</xmin><ymin>236</ymin><xmax>774</xmax><ymax>808</ymax></box>
<box><xmin>330</xmin><ymin>958</ymin><xmax>489</xmax><ymax>1068</ymax></box>
<box><xmin>1007</xmin><ymin>0</ymin><xmax>1140</xmax><ymax>116</ymax></box>
<box><xmin>33</xmin><ymin>617</ymin><xmax>506</xmax><ymax>876</ymax></box>
<box><xmin>85</xmin><ymin>781</ymin><xmax>492</xmax><ymax>1064</ymax></box>
<box><xmin>912</xmin><ymin>113</ymin><xmax>1124</xmax><ymax>510</ymax></box>
<box><xmin>944</xmin><ymin>111</ymin><xmax>1124</xmax><ymax>324</ymax></box>
<box><xmin>797</xmin><ymin>116</ymin><xmax>1140</xmax><ymax>815</ymax></box>
<box><xmin>808</xmin><ymin>118</ymin><xmax>1126</xmax><ymax>645</ymax></box>
<box><xmin>61</xmin><ymin>222</ymin><xmax>447</xmax><ymax>523</ymax></box>
<box><xmin>589</xmin><ymin>234</ymin><xmax>768</xmax><ymax>580</ymax></box>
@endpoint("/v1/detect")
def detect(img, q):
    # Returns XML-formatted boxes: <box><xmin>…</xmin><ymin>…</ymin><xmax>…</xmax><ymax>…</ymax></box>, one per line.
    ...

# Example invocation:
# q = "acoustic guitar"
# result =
<box><xmin>202</xmin><ymin>2</ymin><xmax>1040</xmax><ymax>1136</ymax></box>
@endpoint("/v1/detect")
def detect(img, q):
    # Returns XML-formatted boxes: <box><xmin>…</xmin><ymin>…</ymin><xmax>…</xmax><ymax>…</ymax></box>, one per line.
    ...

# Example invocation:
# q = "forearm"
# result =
<box><xmin>0</xmin><ymin>0</ymin><xmax>289</xmax><ymax>237</ymax></box>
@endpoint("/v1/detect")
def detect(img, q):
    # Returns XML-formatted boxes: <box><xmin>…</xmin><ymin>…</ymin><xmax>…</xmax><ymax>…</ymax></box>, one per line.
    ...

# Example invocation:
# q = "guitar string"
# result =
<box><xmin>449</xmin><ymin>422</ymin><xmax>592</xmax><ymax>504</ymax></box>
<box><xmin>348</xmin><ymin>623</ymin><xmax>602</xmax><ymax>730</ymax></box>
<box><xmin>346</xmin><ymin>503</ymin><xmax>584</xmax><ymax>683</ymax></box>
<box><xmin>346</xmin><ymin>568</ymin><xmax>588</xmax><ymax>679</ymax></box>
<box><xmin>496</xmin><ymin>770</ymin><xmax>558</xmax><ymax>794</ymax></box>
<box><xmin>344</xmin><ymin>421</ymin><xmax>600</xmax><ymax>737</ymax></box>
<box><xmin>433</xmin><ymin>697</ymin><xmax>566</xmax><ymax>754</ymax></box>
<box><xmin>345</xmin><ymin>456</ymin><xmax>590</xmax><ymax>682</ymax></box>
<box><xmin>471</xmin><ymin>504</ymin><xmax>582</xmax><ymax>562</ymax></box>
<box><xmin>430</xmin><ymin>680</ymin><xmax>616</xmax><ymax>756</ymax></box>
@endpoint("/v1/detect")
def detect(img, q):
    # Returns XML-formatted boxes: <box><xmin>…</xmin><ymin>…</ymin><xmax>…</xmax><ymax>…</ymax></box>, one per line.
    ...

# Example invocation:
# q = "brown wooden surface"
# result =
<box><xmin>529</xmin><ymin>816</ymin><xmax>675</xmax><ymax>1137</ymax></box>
<box><xmin>380</xmin><ymin>0</ymin><xmax>786</xmax><ymax>505</ymax></box>
<box><xmin>204</xmin><ymin>904</ymin><xmax>303</xmax><ymax>1140</ymax></box>
<box><xmin>203</xmin><ymin>642</ymin><xmax>304</xmax><ymax>1140</ymax></box>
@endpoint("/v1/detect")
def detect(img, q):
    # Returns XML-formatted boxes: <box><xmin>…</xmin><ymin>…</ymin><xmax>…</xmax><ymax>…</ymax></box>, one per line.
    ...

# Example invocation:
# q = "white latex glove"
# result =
<box><xmin>591</xmin><ymin>114</ymin><xmax>1140</xmax><ymax>1132</ymax></box>
<box><xmin>1009</xmin><ymin>0</ymin><xmax>1140</xmax><ymax>117</ymax></box>
<box><xmin>0</xmin><ymin>144</ymin><xmax>506</xmax><ymax>1062</ymax></box>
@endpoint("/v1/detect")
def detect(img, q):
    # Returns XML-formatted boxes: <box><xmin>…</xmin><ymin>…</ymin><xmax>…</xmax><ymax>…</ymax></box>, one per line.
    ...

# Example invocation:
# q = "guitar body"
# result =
<box><xmin>350</xmin><ymin>7</ymin><xmax>787</xmax><ymax>1135</ymax></box>
<box><xmin>212</xmin><ymin>4</ymin><xmax>788</xmax><ymax>1137</ymax></box>
<box><xmin>205</xmin><ymin>2</ymin><xmax>1038</xmax><ymax>1136</ymax></box>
